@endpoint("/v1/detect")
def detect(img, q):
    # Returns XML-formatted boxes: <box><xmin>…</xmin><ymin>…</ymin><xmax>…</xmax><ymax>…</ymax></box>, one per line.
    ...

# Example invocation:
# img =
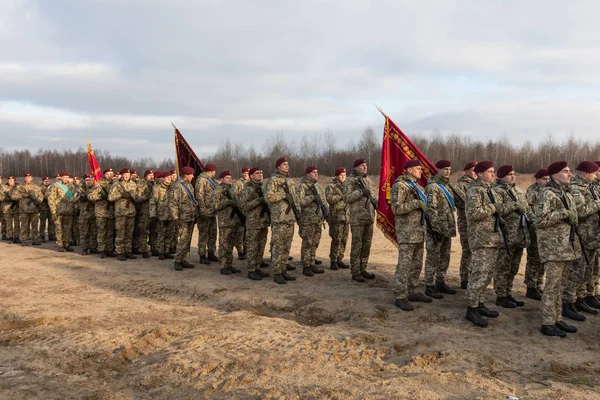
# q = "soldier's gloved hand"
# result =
<box><xmin>516</xmin><ymin>202</ymin><xmax>527</xmax><ymax>213</ymax></box>
<box><xmin>28</xmin><ymin>192</ymin><xmax>37</xmax><ymax>201</ymax></box>
<box><xmin>417</xmin><ymin>201</ymin><xmax>427</xmax><ymax>212</ymax></box>
<box><xmin>227</xmin><ymin>199</ymin><xmax>237</xmax><ymax>207</ymax></box>
<box><xmin>121</xmin><ymin>191</ymin><xmax>131</xmax><ymax>199</ymax></box>
<box><xmin>100</xmin><ymin>192</ymin><xmax>108</xmax><ymax>200</ymax></box>
<box><xmin>361</xmin><ymin>187</ymin><xmax>371</xmax><ymax>197</ymax></box>
<box><xmin>285</xmin><ymin>193</ymin><xmax>294</xmax><ymax>204</ymax></box>
<box><xmin>564</xmin><ymin>209</ymin><xmax>577</xmax><ymax>224</ymax></box>
<box><xmin>79</xmin><ymin>194</ymin><xmax>88</xmax><ymax>202</ymax></box>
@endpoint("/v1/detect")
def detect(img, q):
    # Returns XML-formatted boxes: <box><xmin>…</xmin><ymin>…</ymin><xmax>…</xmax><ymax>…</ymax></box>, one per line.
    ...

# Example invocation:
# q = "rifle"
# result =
<box><xmin>505</xmin><ymin>188</ymin><xmax>532</xmax><ymax>228</ymax></box>
<box><xmin>310</xmin><ymin>183</ymin><xmax>329</xmax><ymax>222</ymax></box>
<box><xmin>487</xmin><ymin>187</ymin><xmax>510</xmax><ymax>254</ymax></box>
<box><xmin>357</xmin><ymin>177</ymin><xmax>377</xmax><ymax>210</ymax></box>
<box><xmin>282</xmin><ymin>181</ymin><xmax>300</xmax><ymax>222</ymax></box>
<box><xmin>412</xmin><ymin>186</ymin><xmax>439</xmax><ymax>243</ymax></box>
<box><xmin>556</xmin><ymin>183</ymin><xmax>590</xmax><ymax>265</ymax></box>
<box><xmin>224</xmin><ymin>187</ymin><xmax>246</xmax><ymax>224</ymax></box>
<box><xmin>256</xmin><ymin>186</ymin><xmax>271</xmax><ymax>219</ymax></box>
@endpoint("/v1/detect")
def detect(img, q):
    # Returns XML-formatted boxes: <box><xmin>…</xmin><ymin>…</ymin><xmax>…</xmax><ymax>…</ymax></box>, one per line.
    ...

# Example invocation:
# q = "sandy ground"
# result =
<box><xmin>2</xmin><ymin>174</ymin><xmax>600</xmax><ymax>399</ymax></box>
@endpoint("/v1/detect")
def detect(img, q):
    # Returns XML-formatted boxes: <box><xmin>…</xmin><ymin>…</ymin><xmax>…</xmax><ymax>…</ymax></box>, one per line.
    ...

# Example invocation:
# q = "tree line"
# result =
<box><xmin>1</xmin><ymin>129</ymin><xmax>599</xmax><ymax>178</ymax></box>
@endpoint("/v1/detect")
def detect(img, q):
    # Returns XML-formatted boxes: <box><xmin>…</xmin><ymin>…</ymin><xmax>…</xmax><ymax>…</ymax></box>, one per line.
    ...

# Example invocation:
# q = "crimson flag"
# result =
<box><xmin>376</xmin><ymin>109</ymin><xmax>437</xmax><ymax>246</ymax></box>
<box><xmin>87</xmin><ymin>139</ymin><xmax>103</xmax><ymax>183</ymax></box>
<box><xmin>173</xmin><ymin>124</ymin><xmax>205</xmax><ymax>176</ymax></box>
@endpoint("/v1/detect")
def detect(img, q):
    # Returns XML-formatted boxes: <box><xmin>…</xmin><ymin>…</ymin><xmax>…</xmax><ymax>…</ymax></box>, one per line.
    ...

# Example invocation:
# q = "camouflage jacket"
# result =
<box><xmin>297</xmin><ymin>176</ymin><xmax>328</xmax><ymax>225</ymax></box>
<box><xmin>425</xmin><ymin>174</ymin><xmax>457</xmax><ymax>238</ymax></box>
<box><xmin>136</xmin><ymin>179</ymin><xmax>154</xmax><ymax>217</ymax></box>
<box><xmin>526</xmin><ymin>182</ymin><xmax>544</xmax><ymax>220</ymax></box>
<box><xmin>492</xmin><ymin>180</ymin><xmax>529</xmax><ymax>248</ymax></box>
<box><xmin>342</xmin><ymin>172</ymin><xmax>376</xmax><ymax>226</ymax></box>
<box><xmin>568</xmin><ymin>175</ymin><xmax>600</xmax><ymax>249</ymax></box>
<box><xmin>88</xmin><ymin>178</ymin><xmax>115</xmax><ymax>218</ymax></box>
<box><xmin>391</xmin><ymin>174</ymin><xmax>426</xmax><ymax>244</ymax></box>
<box><xmin>48</xmin><ymin>182</ymin><xmax>79</xmax><ymax>216</ymax></box>
<box><xmin>170</xmin><ymin>180</ymin><xmax>198</xmax><ymax>223</ymax></box>
<box><xmin>454</xmin><ymin>174</ymin><xmax>474</xmax><ymax>232</ymax></box>
<box><xmin>150</xmin><ymin>181</ymin><xmax>172</xmax><ymax>221</ymax></box>
<box><xmin>39</xmin><ymin>183</ymin><xmax>51</xmax><ymax>211</ymax></box>
<box><xmin>325</xmin><ymin>177</ymin><xmax>348</xmax><ymax>224</ymax></box>
<box><xmin>265</xmin><ymin>170</ymin><xmax>298</xmax><ymax>225</ymax></box>
<box><xmin>213</xmin><ymin>183</ymin><xmax>243</xmax><ymax>229</ymax></box>
<box><xmin>78</xmin><ymin>184</ymin><xmax>96</xmax><ymax>219</ymax></box>
<box><xmin>194</xmin><ymin>172</ymin><xmax>217</xmax><ymax>217</ymax></box>
<box><xmin>1</xmin><ymin>184</ymin><xmax>19</xmax><ymax>214</ymax></box>
<box><xmin>465</xmin><ymin>178</ymin><xmax>516</xmax><ymax>249</ymax></box>
<box><xmin>233</xmin><ymin>178</ymin><xmax>247</xmax><ymax>193</ymax></box>
<box><xmin>10</xmin><ymin>182</ymin><xmax>43</xmax><ymax>214</ymax></box>
<box><xmin>535</xmin><ymin>182</ymin><xmax>581</xmax><ymax>263</ymax></box>
<box><xmin>241</xmin><ymin>179</ymin><xmax>270</xmax><ymax>230</ymax></box>
<box><xmin>108</xmin><ymin>180</ymin><xmax>138</xmax><ymax>218</ymax></box>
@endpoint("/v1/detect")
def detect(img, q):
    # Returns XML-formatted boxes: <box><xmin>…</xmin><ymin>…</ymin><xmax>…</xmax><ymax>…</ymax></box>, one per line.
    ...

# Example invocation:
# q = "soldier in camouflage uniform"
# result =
<box><xmin>2</xmin><ymin>176</ymin><xmax>20</xmax><ymax>243</ymax></box>
<box><xmin>0</xmin><ymin>176</ymin><xmax>5</xmax><ymax>240</ymax></box>
<box><xmin>524</xmin><ymin>169</ymin><xmax>549</xmax><ymax>300</ymax></box>
<box><xmin>424</xmin><ymin>160</ymin><xmax>457</xmax><ymax>298</ymax></box>
<box><xmin>70</xmin><ymin>175</ymin><xmax>80</xmax><ymax>246</ymax></box>
<box><xmin>39</xmin><ymin>176</ymin><xmax>55</xmax><ymax>242</ymax></box>
<box><xmin>265</xmin><ymin>157</ymin><xmax>299</xmax><ymax>284</ymax></box>
<box><xmin>48</xmin><ymin>171</ymin><xmax>79</xmax><ymax>252</ymax></box>
<box><xmin>195</xmin><ymin>163</ymin><xmax>219</xmax><ymax>264</ymax></box>
<box><xmin>150</xmin><ymin>172</ymin><xmax>174</xmax><ymax>260</ymax></box>
<box><xmin>585</xmin><ymin>164</ymin><xmax>600</xmax><ymax>308</ymax></box>
<box><xmin>88</xmin><ymin>168</ymin><xmax>117</xmax><ymax>258</ymax></box>
<box><xmin>10</xmin><ymin>172</ymin><xmax>43</xmax><ymax>246</ymax></box>
<box><xmin>108</xmin><ymin>168</ymin><xmax>138</xmax><ymax>261</ymax></box>
<box><xmin>233</xmin><ymin>166</ymin><xmax>250</xmax><ymax>260</ymax></box>
<box><xmin>78</xmin><ymin>173</ymin><xmax>98</xmax><ymax>255</ymax></box>
<box><xmin>325</xmin><ymin>167</ymin><xmax>350</xmax><ymax>270</ymax></box>
<box><xmin>465</xmin><ymin>161</ymin><xmax>519</xmax><ymax>328</ymax></box>
<box><xmin>453</xmin><ymin>161</ymin><xmax>477</xmax><ymax>289</ymax></box>
<box><xmin>562</xmin><ymin>161</ymin><xmax>600</xmax><ymax>319</ymax></box>
<box><xmin>134</xmin><ymin>170</ymin><xmax>154</xmax><ymax>258</ymax></box>
<box><xmin>241</xmin><ymin>168</ymin><xmax>271</xmax><ymax>280</ymax></box>
<box><xmin>343</xmin><ymin>158</ymin><xmax>377</xmax><ymax>282</ymax></box>
<box><xmin>391</xmin><ymin>160</ymin><xmax>430</xmax><ymax>311</ymax></box>
<box><xmin>170</xmin><ymin>166</ymin><xmax>198</xmax><ymax>271</ymax></box>
<box><xmin>296</xmin><ymin>165</ymin><xmax>328</xmax><ymax>277</ymax></box>
<box><xmin>492</xmin><ymin>165</ymin><xmax>529</xmax><ymax>309</ymax></box>
<box><xmin>166</xmin><ymin>170</ymin><xmax>179</xmax><ymax>254</ymax></box>
<box><xmin>213</xmin><ymin>170</ymin><xmax>244</xmax><ymax>275</ymax></box>
<box><xmin>535</xmin><ymin>161</ymin><xmax>580</xmax><ymax>337</ymax></box>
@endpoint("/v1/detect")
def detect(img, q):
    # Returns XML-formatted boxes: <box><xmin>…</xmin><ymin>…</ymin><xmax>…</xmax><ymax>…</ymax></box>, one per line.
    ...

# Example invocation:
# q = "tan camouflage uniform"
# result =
<box><xmin>78</xmin><ymin>183</ymin><xmax>97</xmax><ymax>251</ymax></box>
<box><xmin>454</xmin><ymin>174</ymin><xmax>474</xmax><ymax>284</ymax></box>
<box><xmin>525</xmin><ymin>182</ymin><xmax>545</xmax><ymax>290</ymax></box>
<box><xmin>233</xmin><ymin>178</ymin><xmax>248</xmax><ymax>256</ymax></box>
<box><xmin>10</xmin><ymin>182</ymin><xmax>43</xmax><ymax>245</ymax></box>
<box><xmin>241</xmin><ymin>179</ymin><xmax>270</xmax><ymax>272</ymax></box>
<box><xmin>39</xmin><ymin>182</ymin><xmax>55</xmax><ymax>241</ymax></box>
<box><xmin>150</xmin><ymin>180</ymin><xmax>173</xmax><ymax>255</ymax></box>
<box><xmin>48</xmin><ymin>181</ymin><xmax>78</xmax><ymax>248</ymax></box>
<box><xmin>297</xmin><ymin>176</ymin><xmax>328</xmax><ymax>268</ymax></box>
<box><xmin>88</xmin><ymin>178</ymin><xmax>116</xmax><ymax>253</ymax></box>
<box><xmin>135</xmin><ymin>179</ymin><xmax>154</xmax><ymax>254</ymax></box>
<box><xmin>108</xmin><ymin>180</ymin><xmax>138</xmax><ymax>255</ymax></box>
<box><xmin>325</xmin><ymin>177</ymin><xmax>349</xmax><ymax>264</ymax></box>
<box><xmin>1</xmin><ymin>183</ymin><xmax>20</xmax><ymax>240</ymax></box>
<box><xmin>170</xmin><ymin>179</ymin><xmax>198</xmax><ymax>263</ymax></box>
<box><xmin>195</xmin><ymin>172</ymin><xmax>218</xmax><ymax>258</ymax></box>
<box><xmin>213</xmin><ymin>182</ymin><xmax>243</xmax><ymax>269</ymax></box>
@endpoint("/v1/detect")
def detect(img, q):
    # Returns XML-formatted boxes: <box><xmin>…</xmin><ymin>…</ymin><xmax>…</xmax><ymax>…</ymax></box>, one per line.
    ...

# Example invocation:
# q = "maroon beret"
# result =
<box><xmin>435</xmin><ymin>160</ymin><xmax>451</xmax><ymax>169</ymax></box>
<box><xmin>68</xmin><ymin>174</ymin><xmax>74</xmax><ymax>179</ymax></box>
<box><xmin>8</xmin><ymin>176</ymin><xmax>15</xmax><ymax>180</ymax></box>
<box><xmin>404</xmin><ymin>160</ymin><xmax>421</xmax><ymax>169</ymax></box>
<box><xmin>219</xmin><ymin>170</ymin><xmax>232</xmax><ymax>179</ymax></box>
<box><xmin>249</xmin><ymin>167</ymin><xmax>261</xmax><ymax>175</ymax></box>
<box><xmin>534</xmin><ymin>169</ymin><xmax>549</xmax><ymax>179</ymax></box>
<box><xmin>144</xmin><ymin>169</ymin><xmax>153</xmax><ymax>177</ymax></box>
<box><xmin>241</xmin><ymin>166</ymin><xmax>250</xmax><ymax>173</ymax></box>
<box><xmin>119</xmin><ymin>168</ymin><xmax>130</xmax><ymax>175</ymax></box>
<box><xmin>83</xmin><ymin>173</ymin><xmax>92</xmax><ymax>179</ymax></box>
<box><xmin>103</xmin><ymin>168</ymin><xmax>113</xmax><ymax>174</ymax></box>
<box><xmin>464</xmin><ymin>161</ymin><xmax>477</xmax><ymax>170</ymax></box>
<box><xmin>24</xmin><ymin>172</ymin><xmax>32</xmax><ymax>177</ymax></box>
<box><xmin>496</xmin><ymin>165</ymin><xmax>514</xmax><ymax>179</ymax></box>
<box><xmin>131</xmin><ymin>170</ymin><xmax>137</xmax><ymax>175</ymax></box>
<box><xmin>42</xmin><ymin>176</ymin><xmax>50</xmax><ymax>180</ymax></box>
<box><xmin>154</xmin><ymin>171</ymin><xmax>163</xmax><ymax>179</ymax></box>
<box><xmin>547</xmin><ymin>161</ymin><xmax>568</xmax><ymax>176</ymax></box>
<box><xmin>353</xmin><ymin>158</ymin><xmax>367</xmax><ymax>167</ymax></box>
<box><xmin>205</xmin><ymin>163</ymin><xmax>217</xmax><ymax>172</ymax></box>
<box><xmin>305</xmin><ymin>165</ymin><xmax>317</xmax><ymax>174</ymax></box>
<box><xmin>275</xmin><ymin>157</ymin><xmax>288</xmax><ymax>168</ymax></box>
<box><xmin>167</xmin><ymin>170</ymin><xmax>176</xmax><ymax>176</ymax></box>
<box><xmin>474</xmin><ymin>160</ymin><xmax>493</xmax><ymax>173</ymax></box>
<box><xmin>59</xmin><ymin>171</ymin><xmax>70</xmax><ymax>177</ymax></box>
<box><xmin>55</xmin><ymin>173</ymin><xmax>60</xmax><ymax>178</ymax></box>
<box><xmin>576</xmin><ymin>161</ymin><xmax>599</xmax><ymax>173</ymax></box>
<box><xmin>335</xmin><ymin>167</ymin><xmax>346</xmax><ymax>176</ymax></box>
<box><xmin>181</xmin><ymin>166</ymin><xmax>194</xmax><ymax>175</ymax></box>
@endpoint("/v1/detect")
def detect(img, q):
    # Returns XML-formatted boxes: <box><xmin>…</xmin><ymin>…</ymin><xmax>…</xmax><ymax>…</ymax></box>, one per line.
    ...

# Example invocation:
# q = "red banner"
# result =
<box><xmin>174</xmin><ymin>124</ymin><xmax>205</xmax><ymax>175</ymax></box>
<box><xmin>87</xmin><ymin>139</ymin><xmax>103</xmax><ymax>183</ymax></box>
<box><xmin>376</xmin><ymin>110</ymin><xmax>437</xmax><ymax>246</ymax></box>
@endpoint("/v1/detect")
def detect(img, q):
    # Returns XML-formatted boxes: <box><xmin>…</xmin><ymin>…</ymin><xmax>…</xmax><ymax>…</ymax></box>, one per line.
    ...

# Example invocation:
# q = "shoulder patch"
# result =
<box><xmin>470</xmin><ymin>195</ymin><xmax>477</xmax><ymax>200</ymax></box>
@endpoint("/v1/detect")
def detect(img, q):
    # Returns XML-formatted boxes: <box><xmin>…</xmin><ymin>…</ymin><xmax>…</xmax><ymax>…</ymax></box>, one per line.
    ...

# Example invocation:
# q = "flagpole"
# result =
<box><xmin>171</xmin><ymin>121</ymin><xmax>180</xmax><ymax>176</ymax></box>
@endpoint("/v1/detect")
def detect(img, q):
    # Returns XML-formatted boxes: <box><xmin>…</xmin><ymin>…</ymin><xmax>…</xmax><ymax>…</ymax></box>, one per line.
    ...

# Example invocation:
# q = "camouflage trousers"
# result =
<box><xmin>494</xmin><ymin>247</ymin><xmax>524</xmax><ymax>297</ymax></box>
<box><xmin>525</xmin><ymin>229</ymin><xmax>544</xmax><ymax>290</ymax></box>
<box><xmin>466</xmin><ymin>247</ymin><xmax>500</xmax><ymax>308</ymax></box>
<box><xmin>542</xmin><ymin>260</ymin><xmax>570</xmax><ymax>325</ymax></box>
<box><xmin>4</xmin><ymin>213</ymin><xmax>19</xmax><ymax>239</ymax></box>
<box><xmin>563</xmin><ymin>248</ymin><xmax>595</xmax><ymax>303</ymax></box>
<box><xmin>458</xmin><ymin>228</ymin><xmax>471</xmax><ymax>283</ymax></box>
<box><xmin>134</xmin><ymin>215</ymin><xmax>151</xmax><ymax>252</ymax></box>
<box><xmin>19</xmin><ymin>212</ymin><xmax>39</xmax><ymax>244</ymax></box>
<box><xmin>96</xmin><ymin>217</ymin><xmax>115</xmax><ymax>252</ymax></box>
<box><xmin>328</xmin><ymin>221</ymin><xmax>349</xmax><ymax>262</ymax></box>
<box><xmin>55</xmin><ymin>215</ymin><xmax>72</xmax><ymax>248</ymax></box>
<box><xmin>350</xmin><ymin>223</ymin><xmax>374</xmax><ymax>275</ymax></box>
<box><xmin>234</xmin><ymin>224</ymin><xmax>246</xmax><ymax>255</ymax></box>
<box><xmin>39</xmin><ymin>209</ymin><xmax>54</xmax><ymax>240</ymax></box>
<box><xmin>197</xmin><ymin>216</ymin><xmax>217</xmax><ymax>257</ymax></box>
<box><xmin>424</xmin><ymin>233</ymin><xmax>452</xmax><ymax>286</ymax></box>
<box><xmin>0</xmin><ymin>210</ymin><xmax>5</xmax><ymax>235</ymax></box>
<box><xmin>175</xmin><ymin>221</ymin><xmax>194</xmax><ymax>262</ymax></box>
<box><xmin>115</xmin><ymin>216</ymin><xmax>135</xmax><ymax>255</ymax></box>
<box><xmin>71</xmin><ymin>214</ymin><xmax>79</xmax><ymax>245</ymax></box>
<box><xmin>168</xmin><ymin>220</ymin><xmax>180</xmax><ymax>252</ymax></box>
<box><xmin>393</xmin><ymin>242</ymin><xmax>425</xmax><ymax>300</ymax></box>
<box><xmin>156</xmin><ymin>220</ymin><xmax>173</xmax><ymax>254</ymax></box>
<box><xmin>272</xmin><ymin>223</ymin><xmax>294</xmax><ymax>274</ymax></box>
<box><xmin>299</xmin><ymin>223</ymin><xmax>322</xmax><ymax>268</ymax></box>
<box><xmin>246</xmin><ymin>227</ymin><xmax>268</xmax><ymax>271</ymax></box>
<box><xmin>79</xmin><ymin>216</ymin><xmax>98</xmax><ymax>250</ymax></box>
<box><xmin>218</xmin><ymin>226</ymin><xmax>237</xmax><ymax>268</ymax></box>
<box><xmin>149</xmin><ymin>218</ymin><xmax>158</xmax><ymax>252</ymax></box>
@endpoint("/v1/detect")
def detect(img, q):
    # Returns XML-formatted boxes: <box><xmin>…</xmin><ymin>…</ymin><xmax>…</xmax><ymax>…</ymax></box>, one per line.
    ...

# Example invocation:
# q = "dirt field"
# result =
<box><xmin>2</xmin><ymin>174</ymin><xmax>600</xmax><ymax>399</ymax></box>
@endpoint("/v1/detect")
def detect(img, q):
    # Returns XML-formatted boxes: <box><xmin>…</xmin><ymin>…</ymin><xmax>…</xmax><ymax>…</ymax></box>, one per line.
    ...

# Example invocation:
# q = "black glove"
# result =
<box><xmin>361</xmin><ymin>186</ymin><xmax>371</xmax><ymax>197</ymax></box>
<box><xmin>79</xmin><ymin>194</ymin><xmax>88</xmax><ymax>202</ymax></box>
<box><xmin>100</xmin><ymin>191</ymin><xmax>108</xmax><ymax>200</ymax></box>
<box><xmin>121</xmin><ymin>191</ymin><xmax>131</xmax><ymax>199</ymax></box>
<box><xmin>28</xmin><ymin>192</ymin><xmax>37</xmax><ymax>202</ymax></box>
<box><xmin>285</xmin><ymin>193</ymin><xmax>294</xmax><ymax>204</ymax></box>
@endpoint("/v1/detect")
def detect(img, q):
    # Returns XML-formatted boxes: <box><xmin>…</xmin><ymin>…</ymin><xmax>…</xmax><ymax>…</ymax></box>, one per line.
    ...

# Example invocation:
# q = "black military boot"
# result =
<box><xmin>495</xmin><ymin>297</ymin><xmax>516</xmax><ymax>308</ymax></box>
<box><xmin>117</xmin><ymin>254</ymin><xmax>127</xmax><ymax>261</ymax></box>
<box><xmin>208</xmin><ymin>252</ymin><xmax>219</xmax><ymax>262</ymax></box>
<box><xmin>407</xmin><ymin>293</ymin><xmax>433</xmax><ymax>303</ymax></box>
<box><xmin>58</xmin><ymin>247</ymin><xmax>66</xmax><ymax>253</ymax></box>
<box><xmin>164</xmin><ymin>253</ymin><xmax>174</xmax><ymax>259</ymax></box>
<box><xmin>80</xmin><ymin>248</ymin><xmax>89</xmax><ymax>256</ymax></box>
<box><xmin>64</xmin><ymin>245</ymin><xmax>74</xmax><ymax>252</ymax></box>
<box><xmin>100</xmin><ymin>251</ymin><xmax>107</xmax><ymax>259</ymax></box>
<box><xmin>352</xmin><ymin>273</ymin><xmax>366</xmax><ymax>282</ymax></box>
<box><xmin>220</xmin><ymin>267</ymin><xmax>233</xmax><ymax>275</ymax></box>
<box><xmin>151</xmin><ymin>250</ymin><xmax>159</xmax><ymax>257</ymax></box>
<box><xmin>32</xmin><ymin>239</ymin><xmax>41</xmax><ymax>246</ymax></box>
<box><xmin>360</xmin><ymin>270</ymin><xmax>375</xmax><ymax>279</ymax></box>
<box><xmin>584</xmin><ymin>295</ymin><xmax>600</xmax><ymax>309</ymax></box>
<box><xmin>260</xmin><ymin>261</ymin><xmax>269</xmax><ymax>268</ymax></box>
<box><xmin>274</xmin><ymin>274</ymin><xmax>287</xmax><ymax>284</ymax></box>
<box><xmin>541</xmin><ymin>324</ymin><xmax>566</xmax><ymax>337</ymax></box>
<box><xmin>425</xmin><ymin>286</ymin><xmax>443</xmax><ymax>299</ymax></box>
<box><xmin>555</xmin><ymin>320</ymin><xmax>577</xmax><ymax>333</ymax></box>
<box><xmin>460</xmin><ymin>280</ymin><xmax>468</xmax><ymax>290</ymax></box>
<box><xmin>310</xmin><ymin>265</ymin><xmax>325</xmax><ymax>274</ymax></box>
<box><xmin>436</xmin><ymin>282</ymin><xmax>457</xmax><ymax>295</ymax></box>
<box><xmin>302</xmin><ymin>267</ymin><xmax>314</xmax><ymax>277</ymax></box>
<box><xmin>126</xmin><ymin>253</ymin><xmax>137</xmax><ymax>259</ymax></box>
<box><xmin>238</xmin><ymin>252</ymin><xmax>247</xmax><ymax>260</ymax></box>
<box><xmin>314</xmin><ymin>259</ymin><xmax>323</xmax><ymax>265</ymax></box>
<box><xmin>159</xmin><ymin>253</ymin><xmax>165</xmax><ymax>260</ymax></box>
<box><xmin>141</xmin><ymin>252</ymin><xmax>150</xmax><ymax>259</ymax></box>
<box><xmin>466</xmin><ymin>306</ymin><xmax>488</xmax><ymax>328</ymax></box>
<box><xmin>478</xmin><ymin>303</ymin><xmax>499</xmax><ymax>318</ymax></box>
<box><xmin>89</xmin><ymin>249</ymin><xmax>99</xmax><ymax>254</ymax></box>
<box><xmin>200</xmin><ymin>255</ymin><xmax>210</xmax><ymax>264</ymax></box>
<box><xmin>13</xmin><ymin>238</ymin><xmax>22</xmax><ymax>244</ymax></box>
<box><xmin>282</xmin><ymin>272</ymin><xmax>296</xmax><ymax>281</ymax></box>
<box><xmin>248</xmin><ymin>271</ymin><xmax>262</xmax><ymax>281</ymax></box>
<box><xmin>231</xmin><ymin>266</ymin><xmax>241</xmax><ymax>274</ymax></box>
<box><xmin>286</xmin><ymin>264</ymin><xmax>296</xmax><ymax>271</ymax></box>
<box><xmin>181</xmin><ymin>260</ymin><xmax>195</xmax><ymax>269</ymax></box>
<box><xmin>132</xmin><ymin>248</ymin><xmax>141</xmax><ymax>255</ymax></box>
<box><xmin>107</xmin><ymin>250</ymin><xmax>117</xmax><ymax>257</ymax></box>
<box><xmin>575</xmin><ymin>298</ymin><xmax>598</xmax><ymax>315</ymax></box>
<box><xmin>526</xmin><ymin>287</ymin><xmax>543</xmax><ymax>301</ymax></box>
<box><xmin>173</xmin><ymin>262</ymin><xmax>183</xmax><ymax>271</ymax></box>
<box><xmin>507</xmin><ymin>294</ymin><xmax>525</xmax><ymax>307</ymax></box>
<box><xmin>562</xmin><ymin>302</ymin><xmax>586</xmax><ymax>321</ymax></box>
<box><xmin>256</xmin><ymin>269</ymin><xmax>270</xmax><ymax>278</ymax></box>
<box><xmin>394</xmin><ymin>298</ymin><xmax>414</xmax><ymax>311</ymax></box>
<box><xmin>337</xmin><ymin>261</ymin><xmax>350</xmax><ymax>269</ymax></box>
<box><xmin>330</xmin><ymin>261</ymin><xmax>339</xmax><ymax>270</ymax></box>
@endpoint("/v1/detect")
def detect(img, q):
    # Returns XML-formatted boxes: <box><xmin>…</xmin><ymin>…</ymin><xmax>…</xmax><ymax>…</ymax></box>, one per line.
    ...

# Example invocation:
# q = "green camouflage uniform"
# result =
<box><xmin>10</xmin><ymin>182</ymin><xmax>43</xmax><ymax>245</ymax></box>
<box><xmin>195</xmin><ymin>172</ymin><xmax>218</xmax><ymax>258</ymax></box>
<box><xmin>170</xmin><ymin>179</ymin><xmax>198</xmax><ymax>263</ymax></box>
<box><xmin>1</xmin><ymin>183</ymin><xmax>20</xmax><ymax>240</ymax></box>
<box><xmin>71</xmin><ymin>183</ymin><xmax>80</xmax><ymax>245</ymax></box>
<box><xmin>454</xmin><ymin>174</ymin><xmax>474</xmax><ymax>284</ymax></box>
<box><xmin>325</xmin><ymin>177</ymin><xmax>349</xmax><ymax>263</ymax></box>
<box><xmin>88</xmin><ymin>178</ymin><xmax>116</xmax><ymax>253</ymax></box>
<box><xmin>391</xmin><ymin>174</ymin><xmax>426</xmax><ymax>300</ymax></box>
<box><xmin>39</xmin><ymin>183</ymin><xmax>54</xmax><ymax>241</ymax></box>
<box><xmin>135</xmin><ymin>179</ymin><xmax>154</xmax><ymax>253</ymax></box>
<box><xmin>297</xmin><ymin>176</ymin><xmax>328</xmax><ymax>268</ymax></box>
<box><xmin>48</xmin><ymin>181</ymin><xmax>78</xmax><ymax>248</ymax></box>
<box><xmin>108</xmin><ymin>180</ymin><xmax>138</xmax><ymax>255</ymax></box>
<box><xmin>150</xmin><ymin>180</ymin><xmax>173</xmax><ymax>255</ymax></box>
<box><xmin>233</xmin><ymin>179</ymin><xmax>248</xmax><ymax>255</ymax></box>
<box><xmin>213</xmin><ymin>182</ymin><xmax>243</xmax><ymax>269</ymax></box>
<box><xmin>525</xmin><ymin>182</ymin><xmax>545</xmax><ymax>290</ymax></box>
<box><xmin>241</xmin><ymin>179</ymin><xmax>270</xmax><ymax>272</ymax></box>
<box><xmin>78</xmin><ymin>183</ymin><xmax>97</xmax><ymax>250</ymax></box>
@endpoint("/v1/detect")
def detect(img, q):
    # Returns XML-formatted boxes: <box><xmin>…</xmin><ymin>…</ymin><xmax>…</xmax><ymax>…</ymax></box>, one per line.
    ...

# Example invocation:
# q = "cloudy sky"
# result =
<box><xmin>1</xmin><ymin>0</ymin><xmax>599</xmax><ymax>161</ymax></box>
